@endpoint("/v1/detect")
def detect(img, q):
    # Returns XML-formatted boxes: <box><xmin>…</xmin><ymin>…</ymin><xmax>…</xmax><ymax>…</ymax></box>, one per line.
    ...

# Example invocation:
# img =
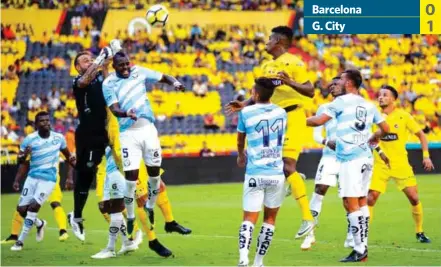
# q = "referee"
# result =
<box><xmin>67</xmin><ymin>46</ymin><xmax>116</xmax><ymax>241</ymax></box>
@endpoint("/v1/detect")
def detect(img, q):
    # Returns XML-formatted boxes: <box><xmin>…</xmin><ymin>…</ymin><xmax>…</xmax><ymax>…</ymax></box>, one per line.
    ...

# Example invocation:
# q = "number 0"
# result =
<box><xmin>428</xmin><ymin>20</ymin><xmax>433</xmax><ymax>32</ymax></box>
<box><xmin>426</xmin><ymin>4</ymin><xmax>435</xmax><ymax>15</ymax></box>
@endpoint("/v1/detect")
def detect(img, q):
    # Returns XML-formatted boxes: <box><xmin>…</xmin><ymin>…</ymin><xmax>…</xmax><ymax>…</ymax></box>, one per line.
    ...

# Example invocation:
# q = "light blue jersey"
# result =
<box><xmin>20</xmin><ymin>131</ymin><xmax>67</xmax><ymax>182</ymax></box>
<box><xmin>102</xmin><ymin>65</ymin><xmax>163</xmax><ymax>132</ymax></box>
<box><xmin>105</xmin><ymin>147</ymin><xmax>118</xmax><ymax>174</ymax></box>
<box><xmin>315</xmin><ymin>103</ymin><xmax>337</xmax><ymax>157</ymax></box>
<box><xmin>324</xmin><ymin>94</ymin><xmax>384</xmax><ymax>162</ymax></box>
<box><xmin>237</xmin><ymin>103</ymin><xmax>287</xmax><ymax>176</ymax></box>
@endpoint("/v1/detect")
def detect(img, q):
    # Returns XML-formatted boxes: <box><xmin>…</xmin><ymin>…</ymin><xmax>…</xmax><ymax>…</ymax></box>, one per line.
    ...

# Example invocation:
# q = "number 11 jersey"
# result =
<box><xmin>237</xmin><ymin>103</ymin><xmax>287</xmax><ymax>176</ymax></box>
<box><xmin>323</xmin><ymin>94</ymin><xmax>384</xmax><ymax>162</ymax></box>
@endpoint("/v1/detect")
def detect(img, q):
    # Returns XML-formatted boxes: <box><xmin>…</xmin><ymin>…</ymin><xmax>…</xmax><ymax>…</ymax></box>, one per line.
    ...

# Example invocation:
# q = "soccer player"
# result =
<box><xmin>102</xmin><ymin>51</ymin><xmax>186</xmax><ymax>237</ymax></box>
<box><xmin>227</xmin><ymin>26</ymin><xmax>316</xmax><ymax>238</ymax></box>
<box><xmin>10</xmin><ymin>111</ymin><xmax>76</xmax><ymax>251</ymax></box>
<box><xmin>367</xmin><ymin>85</ymin><xmax>434</xmax><ymax>243</ymax></box>
<box><xmin>68</xmin><ymin>46</ymin><xmax>118</xmax><ymax>241</ymax></box>
<box><xmin>1</xmin><ymin>170</ymin><xmax>72</xmax><ymax>244</ymax></box>
<box><xmin>300</xmin><ymin>77</ymin><xmax>342</xmax><ymax>250</ymax></box>
<box><xmin>306</xmin><ymin>69</ymin><xmax>390</xmax><ymax>262</ymax></box>
<box><xmin>237</xmin><ymin>78</ymin><xmax>287</xmax><ymax>267</ymax></box>
<box><xmin>91</xmin><ymin>146</ymin><xmax>139</xmax><ymax>259</ymax></box>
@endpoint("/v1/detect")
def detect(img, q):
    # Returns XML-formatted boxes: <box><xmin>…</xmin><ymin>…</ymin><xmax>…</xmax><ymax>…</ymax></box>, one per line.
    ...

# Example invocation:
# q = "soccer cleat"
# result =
<box><xmin>238</xmin><ymin>260</ymin><xmax>249</xmax><ymax>267</ymax></box>
<box><xmin>68</xmin><ymin>212</ymin><xmax>85</xmax><ymax>242</ymax></box>
<box><xmin>165</xmin><ymin>221</ymin><xmax>192</xmax><ymax>235</ymax></box>
<box><xmin>134</xmin><ymin>229</ymin><xmax>143</xmax><ymax>246</ymax></box>
<box><xmin>36</xmin><ymin>220</ymin><xmax>47</xmax><ymax>242</ymax></box>
<box><xmin>295</xmin><ymin>220</ymin><xmax>315</xmax><ymax>239</ymax></box>
<box><xmin>59</xmin><ymin>230</ymin><xmax>69</xmax><ymax>242</ymax></box>
<box><xmin>148</xmin><ymin>239</ymin><xmax>173</xmax><ymax>258</ymax></box>
<box><xmin>301</xmin><ymin>231</ymin><xmax>316</xmax><ymax>250</ymax></box>
<box><xmin>340</xmin><ymin>247</ymin><xmax>368</xmax><ymax>262</ymax></box>
<box><xmin>10</xmin><ymin>241</ymin><xmax>23</xmax><ymax>251</ymax></box>
<box><xmin>91</xmin><ymin>248</ymin><xmax>117</xmax><ymax>259</ymax></box>
<box><xmin>416</xmin><ymin>232</ymin><xmax>431</xmax><ymax>243</ymax></box>
<box><xmin>118</xmin><ymin>240</ymin><xmax>138</xmax><ymax>255</ymax></box>
<box><xmin>1</xmin><ymin>235</ymin><xmax>18</xmax><ymax>244</ymax></box>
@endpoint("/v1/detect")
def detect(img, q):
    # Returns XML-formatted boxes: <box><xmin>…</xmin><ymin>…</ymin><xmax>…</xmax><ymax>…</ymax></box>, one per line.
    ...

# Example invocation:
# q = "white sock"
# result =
<box><xmin>35</xmin><ymin>218</ymin><xmax>43</xmax><ymax>228</ymax></box>
<box><xmin>360</xmin><ymin>205</ymin><xmax>370</xmax><ymax>248</ymax></box>
<box><xmin>124</xmin><ymin>180</ymin><xmax>137</xmax><ymax>220</ymax></box>
<box><xmin>310</xmin><ymin>192</ymin><xmax>324</xmax><ymax>220</ymax></box>
<box><xmin>119</xmin><ymin>218</ymin><xmax>131</xmax><ymax>244</ymax></box>
<box><xmin>107</xmin><ymin>213</ymin><xmax>123</xmax><ymax>251</ymax></box>
<box><xmin>253</xmin><ymin>223</ymin><xmax>275</xmax><ymax>267</ymax></box>
<box><xmin>146</xmin><ymin>175</ymin><xmax>161</xmax><ymax>209</ymax></box>
<box><xmin>346</xmin><ymin>213</ymin><xmax>353</xmax><ymax>240</ymax></box>
<box><xmin>348</xmin><ymin>211</ymin><xmax>366</xmax><ymax>254</ymax></box>
<box><xmin>18</xmin><ymin>211</ymin><xmax>37</xmax><ymax>242</ymax></box>
<box><xmin>239</xmin><ymin>220</ymin><xmax>254</xmax><ymax>264</ymax></box>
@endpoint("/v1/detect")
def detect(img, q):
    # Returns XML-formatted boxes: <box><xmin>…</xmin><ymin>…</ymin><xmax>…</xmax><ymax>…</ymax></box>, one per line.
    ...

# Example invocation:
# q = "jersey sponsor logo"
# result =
<box><xmin>248</xmin><ymin>178</ymin><xmax>257</xmax><ymax>188</ymax></box>
<box><xmin>381</xmin><ymin>133</ymin><xmax>398</xmax><ymax>141</ymax></box>
<box><xmin>257</xmin><ymin>178</ymin><xmax>280</xmax><ymax>186</ymax></box>
<box><xmin>109</xmin><ymin>226</ymin><xmax>119</xmax><ymax>234</ymax></box>
<box><xmin>87</xmin><ymin>161</ymin><xmax>95</xmax><ymax>168</ymax></box>
<box><xmin>361</xmin><ymin>164</ymin><xmax>372</xmax><ymax>173</ymax></box>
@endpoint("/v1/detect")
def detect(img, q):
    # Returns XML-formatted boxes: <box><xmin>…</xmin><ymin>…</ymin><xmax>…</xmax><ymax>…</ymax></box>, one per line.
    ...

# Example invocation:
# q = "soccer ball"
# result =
<box><xmin>146</xmin><ymin>4</ymin><xmax>169</xmax><ymax>27</ymax></box>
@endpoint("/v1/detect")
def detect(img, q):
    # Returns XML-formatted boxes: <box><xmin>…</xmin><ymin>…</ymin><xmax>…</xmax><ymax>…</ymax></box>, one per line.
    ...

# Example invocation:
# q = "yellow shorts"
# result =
<box><xmin>48</xmin><ymin>174</ymin><xmax>63</xmax><ymax>203</ymax></box>
<box><xmin>283</xmin><ymin>107</ymin><xmax>307</xmax><ymax>160</ymax></box>
<box><xmin>370</xmin><ymin>163</ymin><xmax>417</xmax><ymax>193</ymax></box>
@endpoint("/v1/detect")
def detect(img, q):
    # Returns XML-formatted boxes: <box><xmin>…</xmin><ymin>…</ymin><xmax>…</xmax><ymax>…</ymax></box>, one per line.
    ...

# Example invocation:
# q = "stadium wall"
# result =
<box><xmin>1</xmin><ymin>148</ymin><xmax>440</xmax><ymax>193</ymax></box>
<box><xmin>2</xmin><ymin>10</ymin><xmax>62</xmax><ymax>36</ymax></box>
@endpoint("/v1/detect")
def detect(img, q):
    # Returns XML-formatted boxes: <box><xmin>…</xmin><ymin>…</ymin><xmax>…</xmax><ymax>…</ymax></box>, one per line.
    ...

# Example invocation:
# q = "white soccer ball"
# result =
<box><xmin>146</xmin><ymin>4</ymin><xmax>169</xmax><ymax>28</ymax></box>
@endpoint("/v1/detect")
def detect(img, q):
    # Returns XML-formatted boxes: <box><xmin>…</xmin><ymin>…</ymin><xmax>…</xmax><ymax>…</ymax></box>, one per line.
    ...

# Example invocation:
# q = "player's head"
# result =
<box><xmin>339</xmin><ymin>69</ymin><xmax>362</xmax><ymax>93</ymax></box>
<box><xmin>113</xmin><ymin>51</ymin><xmax>131</xmax><ymax>78</ymax></box>
<box><xmin>265</xmin><ymin>26</ymin><xmax>293</xmax><ymax>53</ymax></box>
<box><xmin>329</xmin><ymin>76</ymin><xmax>344</xmax><ymax>97</ymax></box>
<box><xmin>35</xmin><ymin>111</ymin><xmax>51</xmax><ymax>132</ymax></box>
<box><xmin>74</xmin><ymin>51</ymin><xmax>93</xmax><ymax>75</ymax></box>
<box><xmin>253</xmin><ymin>77</ymin><xmax>280</xmax><ymax>103</ymax></box>
<box><xmin>378</xmin><ymin>85</ymin><xmax>398</xmax><ymax>109</ymax></box>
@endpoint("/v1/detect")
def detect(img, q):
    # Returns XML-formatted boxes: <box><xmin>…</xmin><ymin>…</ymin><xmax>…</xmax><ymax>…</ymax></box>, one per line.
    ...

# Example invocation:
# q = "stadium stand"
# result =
<box><xmin>1</xmin><ymin>4</ymin><xmax>440</xmax><ymax>162</ymax></box>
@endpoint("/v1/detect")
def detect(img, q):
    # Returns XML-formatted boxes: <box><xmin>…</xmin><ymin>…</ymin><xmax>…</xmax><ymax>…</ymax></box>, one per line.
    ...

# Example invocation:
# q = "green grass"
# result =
<box><xmin>1</xmin><ymin>175</ymin><xmax>441</xmax><ymax>266</ymax></box>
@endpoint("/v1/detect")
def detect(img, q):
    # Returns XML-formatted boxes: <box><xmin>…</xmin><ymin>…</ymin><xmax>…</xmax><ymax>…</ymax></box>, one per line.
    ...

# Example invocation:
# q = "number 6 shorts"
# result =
<box><xmin>103</xmin><ymin>171</ymin><xmax>126</xmax><ymax>201</ymax></box>
<box><xmin>119</xmin><ymin>123</ymin><xmax>162</xmax><ymax>171</ymax></box>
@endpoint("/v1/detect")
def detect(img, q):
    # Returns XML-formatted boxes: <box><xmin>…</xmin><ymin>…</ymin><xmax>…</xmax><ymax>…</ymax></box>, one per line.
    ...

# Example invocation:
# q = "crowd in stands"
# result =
<box><xmin>1</xmin><ymin>0</ymin><xmax>294</xmax><ymax>10</ymax></box>
<box><xmin>1</xmin><ymin>6</ymin><xmax>441</xmax><ymax>158</ymax></box>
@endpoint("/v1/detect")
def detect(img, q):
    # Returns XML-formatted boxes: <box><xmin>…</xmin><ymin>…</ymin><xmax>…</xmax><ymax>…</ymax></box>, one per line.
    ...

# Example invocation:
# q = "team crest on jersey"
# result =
<box><xmin>52</xmin><ymin>136</ymin><xmax>61</xmax><ymax>145</ymax></box>
<box><xmin>86</xmin><ymin>161</ymin><xmax>94</xmax><ymax>168</ymax></box>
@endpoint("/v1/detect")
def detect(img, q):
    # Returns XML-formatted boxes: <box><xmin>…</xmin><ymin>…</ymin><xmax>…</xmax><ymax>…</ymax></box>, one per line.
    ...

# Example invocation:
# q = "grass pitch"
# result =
<box><xmin>1</xmin><ymin>175</ymin><xmax>440</xmax><ymax>266</ymax></box>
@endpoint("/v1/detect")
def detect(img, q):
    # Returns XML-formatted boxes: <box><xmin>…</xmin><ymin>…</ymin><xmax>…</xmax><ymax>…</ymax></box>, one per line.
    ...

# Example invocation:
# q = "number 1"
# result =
<box><xmin>428</xmin><ymin>20</ymin><xmax>433</xmax><ymax>32</ymax></box>
<box><xmin>255</xmin><ymin>119</ymin><xmax>284</xmax><ymax>147</ymax></box>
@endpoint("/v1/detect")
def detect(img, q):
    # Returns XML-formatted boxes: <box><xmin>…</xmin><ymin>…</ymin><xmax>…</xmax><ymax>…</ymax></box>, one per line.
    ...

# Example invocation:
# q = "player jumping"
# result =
<box><xmin>227</xmin><ymin>26</ymin><xmax>316</xmax><ymax>238</ymax></box>
<box><xmin>306</xmin><ymin>69</ymin><xmax>390</xmax><ymax>262</ymax></box>
<box><xmin>367</xmin><ymin>85</ymin><xmax>434</xmax><ymax>243</ymax></box>
<box><xmin>237</xmin><ymin>78</ymin><xmax>287</xmax><ymax>267</ymax></box>
<box><xmin>102</xmin><ymin>51</ymin><xmax>186</xmax><ymax>238</ymax></box>
<box><xmin>10</xmin><ymin>111</ymin><xmax>76</xmax><ymax>251</ymax></box>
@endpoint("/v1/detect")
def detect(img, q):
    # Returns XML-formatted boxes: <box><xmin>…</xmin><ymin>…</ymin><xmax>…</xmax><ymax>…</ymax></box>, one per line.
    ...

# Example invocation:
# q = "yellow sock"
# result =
<box><xmin>102</xmin><ymin>213</ymin><xmax>111</xmax><ymax>223</ymax></box>
<box><xmin>287</xmin><ymin>172</ymin><xmax>313</xmax><ymax>221</ymax></box>
<box><xmin>137</xmin><ymin>207</ymin><xmax>156</xmax><ymax>241</ymax></box>
<box><xmin>157</xmin><ymin>190</ymin><xmax>174</xmax><ymax>223</ymax></box>
<box><xmin>368</xmin><ymin>206</ymin><xmax>374</xmax><ymax>223</ymax></box>
<box><xmin>53</xmin><ymin>206</ymin><xmax>67</xmax><ymax>231</ymax></box>
<box><xmin>11</xmin><ymin>211</ymin><xmax>23</xmax><ymax>236</ymax></box>
<box><xmin>412</xmin><ymin>202</ymin><xmax>424</xmax><ymax>233</ymax></box>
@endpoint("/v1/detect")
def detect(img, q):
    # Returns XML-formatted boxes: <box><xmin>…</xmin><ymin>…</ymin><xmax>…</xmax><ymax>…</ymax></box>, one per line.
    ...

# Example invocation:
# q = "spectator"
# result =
<box><xmin>9</xmin><ymin>98</ymin><xmax>20</xmax><ymax>114</ymax></box>
<box><xmin>5</xmin><ymin>65</ymin><xmax>18</xmax><ymax>80</ymax></box>
<box><xmin>171</xmin><ymin>102</ymin><xmax>185</xmax><ymax>121</ymax></box>
<box><xmin>1</xmin><ymin>98</ymin><xmax>9</xmax><ymax>110</ymax></box>
<box><xmin>28</xmin><ymin>93</ymin><xmax>41</xmax><ymax>109</ymax></box>
<box><xmin>54</xmin><ymin>105</ymin><xmax>67</xmax><ymax>120</ymax></box>
<box><xmin>24</xmin><ymin>120</ymin><xmax>34</xmax><ymax>136</ymax></box>
<box><xmin>6</xmin><ymin>124</ymin><xmax>19</xmax><ymax>142</ymax></box>
<box><xmin>173</xmin><ymin>130</ymin><xmax>187</xmax><ymax>153</ymax></box>
<box><xmin>204</xmin><ymin>113</ymin><xmax>219</xmax><ymax>131</ymax></box>
<box><xmin>192</xmin><ymin>77</ymin><xmax>208</xmax><ymax>97</ymax></box>
<box><xmin>54</xmin><ymin>119</ymin><xmax>66</xmax><ymax>133</ymax></box>
<box><xmin>199</xmin><ymin>141</ymin><xmax>215</xmax><ymax>157</ymax></box>
<box><xmin>48</xmin><ymin>87</ymin><xmax>61</xmax><ymax>110</ymax></box>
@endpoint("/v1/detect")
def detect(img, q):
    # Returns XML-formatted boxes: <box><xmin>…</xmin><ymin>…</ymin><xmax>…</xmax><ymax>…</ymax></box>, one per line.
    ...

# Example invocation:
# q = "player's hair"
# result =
<box><xmin>74</xmin><ymin>51</ymin><xmax>92</xmax><ymax>66</ymax></box>
<box><xmin>35</xmin><ymin>111</ymin><xmax>49</xmax><ymax>122</ymax></box>
<box><xmin>271</xmin><ymin>26</ymin><xmax>293</xmax><ymax>44</ymax></box>
<box><xmin>381</xmin><ymin>85</ymin><xmax>398</xmax><ymax>99</ymax></box>
<box><xmin>342</xmin><ymin>69</ymin><xmax>362</xmax><ymax>89</ymax></box>
<box><xmin>113</xmin><ymin>51</ymin><xmax>128</xmax><ymax>63</ymax></box>
<box><xmin>254</xmin><ymin>77</ymin><xmax>280</xmax><ymax>102</ymax></box>
<box><xmin>332</xmin><ymin>76</ymin><xmax>340</xmax><ymax>80</ymax></box>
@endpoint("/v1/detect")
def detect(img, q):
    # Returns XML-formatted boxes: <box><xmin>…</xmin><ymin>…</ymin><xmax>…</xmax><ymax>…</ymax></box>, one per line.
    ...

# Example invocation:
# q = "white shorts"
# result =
<box><xmin>243</xmin><ymin>174</ymin><xmax>285</xmax><ymax>212</ymax></box>
<box><xmin>338</xmin><ymin>157</ymin><xmax>373</xmax><ymax>198</ymax></box>
<box><xmin>103</xmin><ymin>171</ymin><xmax>126</xmax><ymax>201</ymax></box>
<box><xmin>120</xmin><ymin>122</ymin><xmax>162</xmax><ymax>171</ymax></box>
<box><xmin>315</xmin><ymin>156</ymin><xmax>340</xmax><ymax>187</ymax></box>
<box><xmin>18</xmin><ymin>177</ymin><xmax>56</xmax><ymax>206</ymax></box>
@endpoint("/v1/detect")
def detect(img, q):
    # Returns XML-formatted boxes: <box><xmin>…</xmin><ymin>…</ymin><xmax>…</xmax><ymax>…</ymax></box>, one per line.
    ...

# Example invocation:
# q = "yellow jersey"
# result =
<box><xmin>261</xmin><ymin>53</ymin><xmax>310</xmax><ymax>108</ymax></box>
<box><xmin>375</xmin><ymin>108</ymin><xmax>421</xmax><ymax>168</ymax></box>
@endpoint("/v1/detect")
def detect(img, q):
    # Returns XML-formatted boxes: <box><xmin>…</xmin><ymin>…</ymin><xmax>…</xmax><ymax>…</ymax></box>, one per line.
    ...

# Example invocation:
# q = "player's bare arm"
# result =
<box><xmin>61</xmin><ymin>147</ymin><xmax>76</xmax><ymax>189</ymax></box>
<box><xmin>237</xmin><ymin>132</ymin><xmax>246</xmax><ymax>167</ymax></box>
<box><xmin>159</xmin><ymin>74</ymin><xmax>186</xmax><ymax>91</ymax></box>
<box><xmin>415</xmin><ymin>131</ymin><xmax>435</xmax><ymax>171</ymax></box>
<box><xmin>277</xmin><ymin>71</ymin><xmax>314</xmax><ymax>98</ymax></box>
<box><xmin>77</xmin><ymin>47</ymin><xmax>113</xmax><ymax>88</ymax></box>
<box><xmin>374</xmin><ymin>145</ymin><xmax>391</xmax><ymax>168</ymax></box>
<box><xmin>13</xmin><ymin>155</ymin><xmax>30</xmax><ymax>192</ymax></box>
<box><xmin>225</xmin><ymin>98</ymin><xmax>255</xmax><ymax>115</ymax></box>
<box><xmin>108</xmin><ymin>103</ymin><xmax>137</xmax><ymax>120</ymax></box>
<box><xmin>307</xmin><ymin>113</ymin><xmax>332</xmax><ymax>127</ymax></box>
<box><xmin>369</xmin><ymin>121</ymin><xmax>390</xmax><ymax>145</ymax></box>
